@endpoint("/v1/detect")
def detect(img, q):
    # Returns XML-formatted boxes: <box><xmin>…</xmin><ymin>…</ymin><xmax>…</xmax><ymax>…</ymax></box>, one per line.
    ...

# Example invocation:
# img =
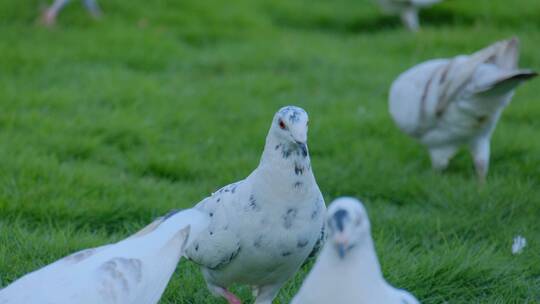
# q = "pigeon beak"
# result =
<box><xmin>334</xmin><ymin>233</ymin><xmax>349</xmax><ymax>259</ymax></box>
<box><xmin>337</xmin><ymin>243</ymin><xmax>347</xmax><ymax>259</ymax></box>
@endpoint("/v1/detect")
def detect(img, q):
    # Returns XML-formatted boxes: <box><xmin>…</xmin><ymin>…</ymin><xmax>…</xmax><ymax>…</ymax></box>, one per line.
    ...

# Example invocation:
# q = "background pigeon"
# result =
<box><xmin>184</xmin><ymin>106</ymin><xmax>326</xmax><ymax>304</ymax></box>
<box><xmin>40</xmin><ymin>0</ymin><xmax>102</xmax><ymax>26</ymax></box>
<box><xmin>389</xmin><ymin>37</ymin><xmax>537</xmax><ymax>182</ymax></box>
<box><xmin>291</xmin><ymin>197</ymin><xmax>419</xmax><ymax>304</ymax></box>
<box><xmin>376</xmin><ymin>0</ymin><xmax>443</xmax><ymax>31</ymax></box>
<box><xmin>0</xmin><ymin>209</ymin><xmax>209</xmax><ymax>304</ymax></box>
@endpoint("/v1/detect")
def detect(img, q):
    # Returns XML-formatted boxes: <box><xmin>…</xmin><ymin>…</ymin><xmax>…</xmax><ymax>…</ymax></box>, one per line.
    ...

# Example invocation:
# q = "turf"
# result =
<box><xmin>1</xmin><ymin>0</ymin><xmax>539</xmax><ymax>303</ymax></box>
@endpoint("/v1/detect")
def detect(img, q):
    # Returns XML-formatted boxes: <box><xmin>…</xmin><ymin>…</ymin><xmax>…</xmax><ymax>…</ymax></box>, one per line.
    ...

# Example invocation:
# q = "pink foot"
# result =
<box><xmin>39</xmin><ymin>10</ymin><xmax>57</xmax><ymax>26</ymax></box>
<box><xmin>223</xmin><ymin>290</ymin><xmax>242</xmax><ymax>304</ymax></box>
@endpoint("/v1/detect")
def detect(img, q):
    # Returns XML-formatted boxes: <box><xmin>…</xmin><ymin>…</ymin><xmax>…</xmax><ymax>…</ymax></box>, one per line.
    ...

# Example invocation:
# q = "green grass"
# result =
<box><xmin>1</xmin><ymin>0</ymin><xmax>539</xmax><ymax>303</ymax></box>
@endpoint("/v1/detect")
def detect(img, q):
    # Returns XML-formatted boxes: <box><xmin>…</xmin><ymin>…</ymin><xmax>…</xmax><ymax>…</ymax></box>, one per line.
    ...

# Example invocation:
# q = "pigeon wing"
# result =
<box><xmin>185</xmin><ymin>183</ymin><xmax>242</xmax><ymax>270</ymax></box>
<box><xmin>435</xmin><ymin>38</ymin><xmax>521</xmax><ymax>116</ymax></box>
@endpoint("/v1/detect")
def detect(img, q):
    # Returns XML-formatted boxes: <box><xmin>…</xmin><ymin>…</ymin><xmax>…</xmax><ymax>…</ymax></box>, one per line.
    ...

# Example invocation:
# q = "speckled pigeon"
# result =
<box><xmin>0</xmin><ymin>209</ymin><xmax>209</xmax><ymax>304</ymax></box>
<box><xmin>389</xmin><ymin>37</ymin><xmax>536</xmax><ymax>182</ymax></box>
<box><xmin>292</xmin><ymin>197</ymin><xmax>419</xmax><ymax>304</ymax></box>
<box><xmin>184</xmin><ymin>106</ymin><xmax>326</xmax><ymax>304</ymax></box>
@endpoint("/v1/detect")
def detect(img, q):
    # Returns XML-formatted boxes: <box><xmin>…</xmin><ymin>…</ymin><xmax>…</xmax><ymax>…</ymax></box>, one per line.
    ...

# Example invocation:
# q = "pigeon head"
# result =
<box><xmin>327</xmin><ymin>197</ymin><xmax>371</xmax><ymax>259</ymax></box>
<box><xmin>271</xmin><ymin>106</ymin><xmax>309</xmax><ymax>145</ymax></box>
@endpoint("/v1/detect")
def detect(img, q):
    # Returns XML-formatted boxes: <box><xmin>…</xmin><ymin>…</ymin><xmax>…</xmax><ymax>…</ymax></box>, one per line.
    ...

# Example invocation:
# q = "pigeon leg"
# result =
<box><xmin>210</xmin><ymin>285</ymin><xmax>242</xmax><ymax>304</ymax></box>
<box><xmin>429</xmin><ymin>145</ymin><xmax>458</xmax><ymax>171</ymax></box>
<box><xmin>82</xmin><ymin>0</ymin><xmax>102</xmax><ymax>18</ymax></box>
<box><xmin>223</xmin><ymin>290</ymin><xmax>242</xmax><ymax>304</ymax></box>
<box><xmin>254</xmin><ymin>284</ymin><xmax>282</xmax><ymax>304</ymax></box>
<box><xmin>40</xmin><ymin>0</ymin><xmax>70</xmax><ymax>26</ymax></box>
<box><xmin>401</xmin><ymin>8</ymin><xmax>420</xmax><ymax>32</ymax></box>
<box><xmin>470</xmin><ymin>138</ymin><xmax>490</xmax><ymax>184</ymax></box>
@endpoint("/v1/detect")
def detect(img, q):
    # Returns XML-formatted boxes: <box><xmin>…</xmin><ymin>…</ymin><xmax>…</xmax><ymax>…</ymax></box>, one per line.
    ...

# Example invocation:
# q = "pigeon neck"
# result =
<box><xmin>321</xmin><ymin>236</ymin><xmax>386</xmax><ymax>289</ymax></box>
<box><xmin>258</xmin><ymin>133</ymin><xmax>313</xmax><ymax>178</ymax></box>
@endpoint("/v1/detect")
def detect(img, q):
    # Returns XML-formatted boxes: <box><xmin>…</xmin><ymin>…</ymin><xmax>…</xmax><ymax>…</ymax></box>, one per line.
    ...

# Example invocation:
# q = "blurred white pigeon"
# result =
<box><xmin>291</xmin><ymin>197</ymin><xmax>419</xmax><ymax>304</ymax></box>
<box><xmin>0</xmin><ymin>208</ymin><xmax>209</xmax><ymax>304</ymax></box>
<box><xmin>40</xmin><ymin>0</ymin><xmax>102</xmax><ymax>26</ymax></box>
<box><xmin>376</xmin><ymin>0</ymin><xmax>443</xmax><ymax>31</ymax></box>
<box><xmin>184</xmin><ymin>106</ymin><xmax>326</xmax><ymax>304</ymax></box>
<box><xmin>389</xmin><ymin>37</ymin><xmax>537</xmax><ymax>182</ymax></box>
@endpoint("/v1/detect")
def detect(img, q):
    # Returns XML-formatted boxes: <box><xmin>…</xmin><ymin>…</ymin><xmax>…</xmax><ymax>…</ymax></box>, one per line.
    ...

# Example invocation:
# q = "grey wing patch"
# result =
<box><xmin>62</xmin><ymin>244</ymin><xmax>111</xmax><ymax>264</ymax></box>
<box><xmin>97</xmin><ymin>258</ymin><xmax>143</xmax><ymax>302</ymax></box>
<box><xmin>63</xmin><ymin>248</ymin><xmax>98</xmax><ymax>264</ymax></box>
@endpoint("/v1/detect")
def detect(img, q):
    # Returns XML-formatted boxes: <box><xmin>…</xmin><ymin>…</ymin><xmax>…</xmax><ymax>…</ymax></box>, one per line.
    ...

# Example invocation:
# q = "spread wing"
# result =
<box><xmin>185</xmin><ymin>182</ymin><xmax>242</xmax><ymax>270</ymax></box>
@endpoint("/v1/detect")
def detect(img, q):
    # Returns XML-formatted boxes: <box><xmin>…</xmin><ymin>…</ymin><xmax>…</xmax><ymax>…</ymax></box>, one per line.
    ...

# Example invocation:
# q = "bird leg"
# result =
<box><xmin>401</xmin><ymin>8</ymin><xmax>420</xmax><ymax>32</ymax></box>
<box><xmin>82</xmin><ymin>0</ymin><xmax>102</xmax><ymax>18</ymax></box>
<box><xmin>253</xmin><ymin>284</ymin><xmax>282</xmax><ymax>304</ymax></box>
<box><xmin>429</xmin><ymin>145</ymin><xmax>458</xmax><ymax>172</ymax></box>
<box><xmin>470</xmin><ymin>138</ymin><xmax>490</xmax><ymax>184</ymax></box>
<box><xmin>40</xmin><ymin>0</ymin><xmax>70</xmax><ymax>26</ymax></box>
<box><xmin>210</xmin><ymin>286</ymin><xmax>242</xmax><ymax>304</ymax></box>
<box><xmin>223</xmin><ymin>290</ymin><xmax>242</xmax><ymax>304</ymax></box>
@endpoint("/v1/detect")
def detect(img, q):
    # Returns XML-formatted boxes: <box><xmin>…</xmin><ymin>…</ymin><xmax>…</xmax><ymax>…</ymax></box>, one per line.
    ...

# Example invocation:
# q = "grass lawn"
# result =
<box><xmin>1</xmin><ymin>0</ymin><xmax>539</xmax><ymax>303</ymax></box>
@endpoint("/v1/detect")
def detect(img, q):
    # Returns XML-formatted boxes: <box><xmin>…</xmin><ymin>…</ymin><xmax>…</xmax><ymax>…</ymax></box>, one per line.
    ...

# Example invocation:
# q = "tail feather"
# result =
<box><xmin>436</xmin><ymin>37</ymin><xmax>522</xmax><ymax>114</ymax></box>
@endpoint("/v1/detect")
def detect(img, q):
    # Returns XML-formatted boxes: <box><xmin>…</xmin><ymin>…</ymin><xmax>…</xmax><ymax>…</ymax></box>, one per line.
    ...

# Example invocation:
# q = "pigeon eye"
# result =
<box><xmin>279</xmin><ymin>120</ymin><xmax>287</xmax><ymax>130</ymax></box>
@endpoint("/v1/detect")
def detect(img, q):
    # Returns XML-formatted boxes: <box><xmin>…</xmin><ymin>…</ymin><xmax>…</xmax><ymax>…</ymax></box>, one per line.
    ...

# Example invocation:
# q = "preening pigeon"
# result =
<box><xmin>291</xmin><ymin>197</ymin><xmax>419</xmax><ymax>304</ymax></box>
<box><xmin>40</xmin><ymin>0</ymin><xmax>102</xmax><ymax>26</ymax></box>
<box><xmin>184</xmin><ymin>106</ymin><xmax>326</xmax><ymax>304</ymax></box>
<box><xmin>0</xmin><ymin>209</ymin><xmax>209</xmax><ymax>304</ymax></box>
<box><xmin>376</xmin><ymin>0</ymin><xmax>443</xmax><ymax>31</ymax></box>
<box><xmin>389</xmin><ymin>37</ymin><xmax>537</xmax><ymax>182</ymax></box>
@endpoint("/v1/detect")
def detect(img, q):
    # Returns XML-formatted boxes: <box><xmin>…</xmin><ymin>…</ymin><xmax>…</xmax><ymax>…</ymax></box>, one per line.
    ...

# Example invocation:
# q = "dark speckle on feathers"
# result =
<box><xmin>211</xmin><ymin>247</ymin><xmax>242</xmax><ymax>270</ymax></box>
<box><xmin>282</xmin><ymin>148</ymin><xmax>292</xmax><ymax>159</ymax></box>
<box><xmin>247</xmin><ymin>194</ymin><xmax>260</xmax><ymax>211</ymax></box>
<box><xmin>253</xmin><ymin>235</ymin><xmax>262</xmax><ymax>248</ymax></box>
<box><xmin>476</xmin><ymin>115</ymin><xmax>488</xmax><ymax>126</ymax></box>
<box><xmin>294</xmin><ymin>163</ymin><xmax>304</xmax><ymax>175</ymax></box>
<box><xmin>288</xmin><ymin>109</ymin><xmax>301</xmax><ymax>123</ymax></box>
<box><xmin>297</xmin><ymin>238</ymin><xmax>309</xmax><ymax>248</ymax></box>
<box><xmin>311</xmin><ymin>198</ymin><xmax>323</xmax><ymax>219</ymax></box>
<box><xmin>308</xmin><ymin>225</ymin><xmax>326</xmax><ymax>259</ymax></box>
<box><xmin>282</xmin><ymin>251</ymin><xmax>292</xmax><ymax>257</ymax></box>
<box><xmin>64</xmin><ymin>249</ymin><xmax>96</xmax><ymax>263</ymax></box>
<box><xmin>293</xmin><ymin>181</ymin><xmax>303</xmax><ymax>188</ymax></box>
<box><xmin>300</xmin><ymin>144</ymin><xmax>308</xmax><ymax>158</ymax></box>
<box><xmin>283</xmin><ymin>208</ymin><xmax>298</xmax><ymax>229</ymax></box>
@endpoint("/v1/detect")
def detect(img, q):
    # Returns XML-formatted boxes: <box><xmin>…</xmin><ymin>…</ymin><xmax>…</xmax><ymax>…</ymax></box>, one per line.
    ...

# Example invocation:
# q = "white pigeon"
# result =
<box><xmin>40</xmin><ymin>0</ymin><xmax>102</xmax><ymax>26</ymax></box>
<box><xmin>376</xmin><ymin>0</ymin><xmax>443</xmax><ymax>31</ymax></box>
<box><xmin>0</xmin><ymin>208</ymin><xmax>209</xmax><ymax>304</ymax></box>
<box><xmin>291</xmin><ymin>197</ymin><xmax>419</xmax><ymax>304</ymax></box>
<box><xmin>389</xmin><ymin>37</ymin><xmax>537</xmax><ymax>182</ymax></box>
<box><xmin>184</xmin><ymin>106</ymin><xmax>326</xmax><ymax>304</ymax></box>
